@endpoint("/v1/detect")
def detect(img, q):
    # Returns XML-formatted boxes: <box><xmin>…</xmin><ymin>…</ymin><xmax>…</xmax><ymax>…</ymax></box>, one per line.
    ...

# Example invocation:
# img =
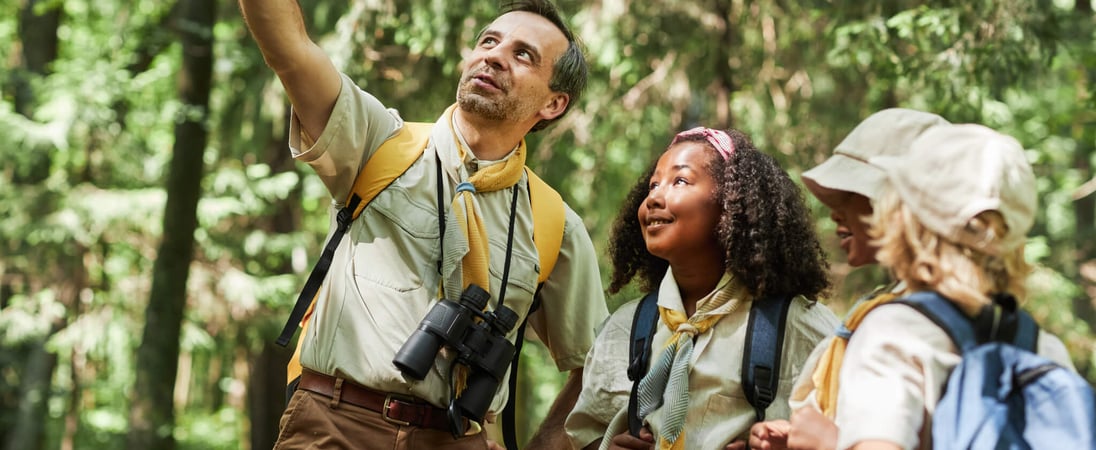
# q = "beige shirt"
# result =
<box><xmin>289</xmin><ymin>74</ymin><xmax>608</xmax><ymax>414</ymax></box>
<box><xmin>788</xmin><ymin>282</ymin><xmax>907</xmax><ymax>413</ymax></box>
<box><xmin>565</xmin><ymin>270</ymin><xmax>839</xmax><ymax>450</ymax></box>
<box><xmin>833</xmin><ymin>302</ymin><xmax>1074</xmax><ymax>450</ymax></box>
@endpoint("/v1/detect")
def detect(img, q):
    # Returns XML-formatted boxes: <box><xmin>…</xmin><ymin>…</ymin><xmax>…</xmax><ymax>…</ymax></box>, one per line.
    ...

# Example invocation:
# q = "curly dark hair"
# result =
<box><xmin>607</xmin><ymin>129</ymin><xmax>831</xmax><ymax>301</ymax></box>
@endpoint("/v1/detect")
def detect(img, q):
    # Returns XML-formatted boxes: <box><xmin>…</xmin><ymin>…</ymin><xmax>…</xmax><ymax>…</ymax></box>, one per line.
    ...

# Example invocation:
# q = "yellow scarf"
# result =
<box><xmin>441</xmin><ymin>104</ymin><xmax>526</xmax><ymax>397</ymax></box>
<box><xmin>810</xmin><ymin>291</ymin><xmax>898</xmax><ymax>418</ymax></box>
<box><xmin>636</xmin><ymin>275</ymin><xmax>746</xmax><ymax>450</ymax></box>
<box><xmin>443</xmin><ymin>104</ymin><xmax>527</xmax><ymax>292</ymax></box>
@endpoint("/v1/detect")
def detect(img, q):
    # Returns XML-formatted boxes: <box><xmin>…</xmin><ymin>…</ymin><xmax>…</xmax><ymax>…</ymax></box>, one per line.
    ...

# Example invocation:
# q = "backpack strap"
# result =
<box><xmin>278</xmin><ymin>122</ymin><xmax>432</xmax><ymax>378</ymax></box>
<box><xmin>502</xmin><ymin>295</ymin><xmax>540</xmax><ymax>450</ymax></box>
<box><xmin>626</xmin><ymin>292</ymin><xmax>661</xmax><ymax>436</ymax></box>
<box><xmin>624</xmin><ymin>291</ymin><xmax>796</xmax><ymax>430</ymax></box>
<box><xmin>278</xmin><ymin>122</ymin><xmax>568</xmax><ymax>449</ymax></box>
<box><xmin>525</xmin><ymin>168</ymin><xmax>565</xmax><ymax>285</ymax></box>
<box><xmin>276</xmin><ymin>122</ymin><xmax>432</xmax><ymax>349</ymax></box>
<box><xmin>741</xmin><ymin>294</ymin><xmax>795</xmax><ymax>421</ymax></box>
<box><xmin>893</xmin><ymin>291</ymin><xmax>1039</xmax><ymax>354</ymax></box>
<box><xmin>500</xmin><ymin>171</ymin><xmax>565</xmax><ymax>449</ymax></box>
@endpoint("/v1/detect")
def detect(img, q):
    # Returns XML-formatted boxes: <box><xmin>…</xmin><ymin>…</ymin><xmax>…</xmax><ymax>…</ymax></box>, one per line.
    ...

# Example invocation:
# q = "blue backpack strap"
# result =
<box><xmin>1013</xmin><ymin>312</ymin><xmax>1038</xmax><ymax>352</ymax></box>
<box><xmin>741</xmin><ymin>294</ymin><xmax>795</xmax><ymax>421</ymax></box>
<box><xmin>626</xmin><ymin>292</ymin><xmax>660</xmax><ymax>437</ymax></box>
<box><xmin>894</xmin><ymin>292</ymin><xmax>979</xmax><ymax>352</ymax></box>
<box><xmin>893</xmin><ymin>291</ymin><xmax>1039</xmax><ymax>353</ymax></box>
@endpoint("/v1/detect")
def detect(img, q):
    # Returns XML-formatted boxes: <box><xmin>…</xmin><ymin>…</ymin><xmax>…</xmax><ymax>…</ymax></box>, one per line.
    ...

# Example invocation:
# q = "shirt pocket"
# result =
<box><xmin>487</xmin><ymin>238</ymin><xmax>539</xmax><ymax>327</ymax></box>
<box><xmin>350</xmin><ymin>184</ymin><xmax>440</xmax><ymax>293</ymax></box>
<box><xmin>700</xmin><ymin>391</ymin><xmax>755</xmax><ymax>447</ymax></box>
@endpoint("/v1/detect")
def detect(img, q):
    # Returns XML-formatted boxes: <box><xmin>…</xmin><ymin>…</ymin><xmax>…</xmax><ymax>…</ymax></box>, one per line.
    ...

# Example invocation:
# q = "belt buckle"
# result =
<box><xmin>382</xmin><ymin>393</ymin><xmax>414</xmax><ymax>426</ymax></box>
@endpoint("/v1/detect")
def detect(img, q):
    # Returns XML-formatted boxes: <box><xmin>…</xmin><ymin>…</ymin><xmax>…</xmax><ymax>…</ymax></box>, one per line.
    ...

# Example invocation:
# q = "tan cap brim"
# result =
<box><xmin>801</xmin><ymin>152</ymin><xmax>887</xmax><ymax>207</ymax></box>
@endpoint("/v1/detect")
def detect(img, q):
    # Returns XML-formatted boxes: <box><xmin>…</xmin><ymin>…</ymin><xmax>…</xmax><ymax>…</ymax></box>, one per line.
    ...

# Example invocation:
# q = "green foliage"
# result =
<box><xmin>176</xmin><ymin>407</ymin><xmax>243</xmax><ymax>450</ymax></box>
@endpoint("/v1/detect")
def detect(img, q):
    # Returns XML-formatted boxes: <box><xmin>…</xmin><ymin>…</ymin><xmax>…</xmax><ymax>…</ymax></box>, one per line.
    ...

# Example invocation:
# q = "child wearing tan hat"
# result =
<box><xmin>830</xmin><ymin>124</ymin><xmax>1075</xmax><ymax>450</ymax></box>
<box><xmin>747</xmin><ymin>108</ymin><xmax>949</xmax><ymax>450</ymax></box>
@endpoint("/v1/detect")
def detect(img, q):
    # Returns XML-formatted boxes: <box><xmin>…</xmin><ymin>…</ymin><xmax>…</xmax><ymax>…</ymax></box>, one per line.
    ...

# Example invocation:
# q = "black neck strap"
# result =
<box><xmin>434</xmin><ymin>154</ymin><xmax>519</xmax><ymax>310</ymax></box>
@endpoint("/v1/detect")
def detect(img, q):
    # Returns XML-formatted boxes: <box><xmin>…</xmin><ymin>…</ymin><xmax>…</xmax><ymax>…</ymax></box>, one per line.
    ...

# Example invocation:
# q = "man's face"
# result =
<box><xmin>456</xmin><ymin>11</ymin><xmax>569</xmax><ymax>126</ymax></box>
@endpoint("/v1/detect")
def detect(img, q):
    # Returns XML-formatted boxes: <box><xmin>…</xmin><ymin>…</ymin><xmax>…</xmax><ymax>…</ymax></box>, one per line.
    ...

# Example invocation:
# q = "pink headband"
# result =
<box><xmin>671</xmin><ymin>127</ymin><xmax>735</xmax><ymax>160</ymax></box>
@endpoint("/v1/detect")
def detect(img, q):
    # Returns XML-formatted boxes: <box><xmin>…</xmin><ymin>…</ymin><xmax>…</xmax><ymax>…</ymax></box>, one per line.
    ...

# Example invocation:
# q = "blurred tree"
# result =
<box><xmin>1</xmin><ymin>1</ymin><xmax>64</xmax><ymax>449</ymax></box>
<box><xmin>126</xmin><ymin>0</ymin><xmax>215</xmax><ymax>447</ymax></box>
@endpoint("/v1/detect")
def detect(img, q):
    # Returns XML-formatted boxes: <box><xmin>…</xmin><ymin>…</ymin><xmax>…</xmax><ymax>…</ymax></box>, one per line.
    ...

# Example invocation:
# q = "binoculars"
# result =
<box><xmin>392</xmin><ymin>284</ymin><xmax>518</xmax><ymax>434</ymax></box>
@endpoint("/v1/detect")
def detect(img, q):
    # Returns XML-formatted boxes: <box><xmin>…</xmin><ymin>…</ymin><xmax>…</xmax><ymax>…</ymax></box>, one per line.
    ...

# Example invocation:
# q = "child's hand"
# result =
<box><xmin>788</xmin><ymin>408</ymin><xmax>837</xmax><ymax>450</ymax></box>
<box><xmin>606</xmin><ymin>427</ymin><xmax>654</xmax><ymax>450</ymax></box>
<box><xmin>748</xmin><ymin>419</ymin><xmax>791</xmax><ymax>450</ymax></box>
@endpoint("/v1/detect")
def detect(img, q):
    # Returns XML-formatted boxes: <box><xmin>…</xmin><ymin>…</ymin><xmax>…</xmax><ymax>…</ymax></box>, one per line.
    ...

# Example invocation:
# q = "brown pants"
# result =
<box><xmin>273</xmin><ymin>390</ymin><xmax>489</xmax><ymax>450</ymax></box>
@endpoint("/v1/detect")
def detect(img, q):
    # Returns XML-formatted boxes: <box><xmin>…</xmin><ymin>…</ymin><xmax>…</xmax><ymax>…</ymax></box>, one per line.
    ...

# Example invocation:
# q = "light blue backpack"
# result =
<box><xmin>894</xmin><ymin>291</ymin><xmax>1096</xmax><ymax>450</ymax></box>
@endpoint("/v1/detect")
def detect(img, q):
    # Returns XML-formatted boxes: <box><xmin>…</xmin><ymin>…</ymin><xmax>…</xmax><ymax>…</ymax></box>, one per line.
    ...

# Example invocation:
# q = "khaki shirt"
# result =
<box><xmin>788</xmin><ymin>282</ymin><xmax>908</xmax><ymax>414</ymax></box>
<box><xmin>565</xmin><ymin>270</ymin><xmax>839</xmax><ymax>450</ymax></box>
<box><xmin>289</xmin><ymin>74</ymin><xmax>608</xmax><ymax>414</ymax></box>
<box><xmin>833</xmin><ymin>302</ymin><xmax>1074</xmax><ymax>450</ymax></box>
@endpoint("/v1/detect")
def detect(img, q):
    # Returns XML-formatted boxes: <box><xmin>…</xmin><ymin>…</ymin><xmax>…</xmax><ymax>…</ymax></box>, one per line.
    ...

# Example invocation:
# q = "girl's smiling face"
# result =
<box><xmin>638</xmin><ymin>142</ymin><xmax>723</xmax><ymax>268</ymax></box>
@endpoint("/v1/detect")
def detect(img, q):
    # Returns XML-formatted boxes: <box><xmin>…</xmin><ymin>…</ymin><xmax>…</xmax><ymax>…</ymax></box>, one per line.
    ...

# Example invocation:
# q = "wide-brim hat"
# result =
<box><xmin>802</xmin><ymin>108</ymin><xmax>949</xmax><ymax>207</ymax></box>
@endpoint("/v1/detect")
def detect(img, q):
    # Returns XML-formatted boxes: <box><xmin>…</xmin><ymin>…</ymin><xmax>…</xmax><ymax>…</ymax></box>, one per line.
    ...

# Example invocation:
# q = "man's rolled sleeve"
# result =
<box><xmin>287</xmin><ymin>73</ymin><xmax>401</xmax><ymax>203</ymax></box>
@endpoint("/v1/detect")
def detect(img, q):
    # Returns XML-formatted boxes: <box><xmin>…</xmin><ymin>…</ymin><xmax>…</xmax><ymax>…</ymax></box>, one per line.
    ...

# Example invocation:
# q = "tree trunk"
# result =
<box><xmin>1071</xmin><ymin>0</ymin><xmax>1096</xmax><ymax>330</ymax></box>
<box><xmin>248</xmin><ymin>340</ymin><xmax>289</xmax><ymax>450</ymax></box>
<box><xmin>2</xmin><ymin>339</ymin><xmax>58</xmax><ymax>450</ymax></box>
<box><xmin>12</xmin><ymin>0</ymin><xmax>60</xmax><ymax>117</ymax></box>
<box><xmin>0</xmin><ymin>1</ymin><xmax>62</xmax><ymax>443</ymax></box>
<box><xmin>126</xmin><ymin>0</ymin><xmax>215</xmax><ymax>447</ymax></box>
<box><xmin>712</xmin><ymin>0</ymin><xmax>737</xmax><ymax>129</ymax></box>
<box><xmin>4</xmin><ymin>250</ymin><xmax>86</xmax><ymax>450</ymax></box>
<box><xmin>10</xmin><ymin>0</ymin><xmax>60</xmax><ymax>185</ymax></box>
<box><xmin>249</xmin><ymin>104</ymin><xmax>296</xmax><ymax>450</ymax></box>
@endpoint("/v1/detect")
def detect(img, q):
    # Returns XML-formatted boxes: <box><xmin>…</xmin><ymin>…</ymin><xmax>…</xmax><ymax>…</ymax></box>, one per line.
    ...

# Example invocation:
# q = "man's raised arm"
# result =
<box><xmin>238</xmin><ymin>0</ymin><xmax>342</xmax><ymax>140</ymax></box>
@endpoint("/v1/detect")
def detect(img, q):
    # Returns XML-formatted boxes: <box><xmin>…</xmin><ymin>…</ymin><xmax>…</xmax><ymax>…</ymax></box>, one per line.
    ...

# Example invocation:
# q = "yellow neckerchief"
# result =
<box><xmin>648</xmin><ymin>274</ymin><xmax>747</xmax><ymax>450</ymax></box>
<box><xmin>810</xmin><ymin>289</ymin><xmax>899</xmax><ymax>418</ymax></box>
<box><xmin>443</xmin><ymin>104</ymin><xmax>527</xmax><ymax>292</ymax></box>
<box><xmin>441</xmin><ymin>104</ymin><xmax>526</xmax><ymax>396</ymax></box>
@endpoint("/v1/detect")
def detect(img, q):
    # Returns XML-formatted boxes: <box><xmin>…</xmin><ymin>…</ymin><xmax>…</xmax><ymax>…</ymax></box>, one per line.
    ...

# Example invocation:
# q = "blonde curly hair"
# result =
<box><xmin>869</xmin><ymin>190</ymin><xmax>1031</xmax><ymax>316</ymax></box>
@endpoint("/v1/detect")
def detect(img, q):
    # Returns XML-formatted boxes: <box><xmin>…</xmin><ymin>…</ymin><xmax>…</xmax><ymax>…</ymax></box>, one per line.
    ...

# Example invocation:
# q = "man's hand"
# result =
<box><xmin>606</xmin><ymin>427</ymin><xmax>654</xmax><ymax>450</ymax></box>
<box><xmin>748</xmin><ymin>419</ymin><xmax>791</xmax><ymax>450</ymax></box>
<box><xmin>485</xmin><ymin>439</ymin><xmax>505</xmax><ymax>450</ymax></box>
<box><xmin>525</xmin><ymin>368</ymin><xmax>584</xmax><ymax>450</ymax></box>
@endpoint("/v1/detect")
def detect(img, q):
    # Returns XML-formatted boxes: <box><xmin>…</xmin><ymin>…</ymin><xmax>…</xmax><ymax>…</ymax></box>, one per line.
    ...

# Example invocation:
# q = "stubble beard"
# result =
<box><xmin>456</xmin><ymin>73</ymin><xmax>535</xmax><ymax>124</ymax></box>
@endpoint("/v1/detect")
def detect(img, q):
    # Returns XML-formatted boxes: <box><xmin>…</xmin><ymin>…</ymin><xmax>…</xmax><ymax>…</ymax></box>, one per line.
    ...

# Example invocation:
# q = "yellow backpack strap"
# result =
<box><xmin>524</xmin><ymin>167</ymin><xmax>565</xmax><ymax>284</ymax></box>
<box><xmin>284</xmin><ymin>122</ymin><xmax>433</xmax><ymax>387</ymax></box>
<box><xmin>345</xmin><ymin>122</ymin><xmax>434</xmax><ymax>218</ymax></box>
<box><xmin>502</xmin><ymin>168</ymin><xmax>565</xmax><ymax>449</ymax></box>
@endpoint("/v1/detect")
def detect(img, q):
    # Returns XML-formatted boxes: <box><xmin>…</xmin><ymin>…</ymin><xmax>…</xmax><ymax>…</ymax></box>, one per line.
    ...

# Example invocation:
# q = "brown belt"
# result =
<box><xmin>299</xmin><ymin>370</ymin><xmax>451</xmax><ymax>431</ymax></box>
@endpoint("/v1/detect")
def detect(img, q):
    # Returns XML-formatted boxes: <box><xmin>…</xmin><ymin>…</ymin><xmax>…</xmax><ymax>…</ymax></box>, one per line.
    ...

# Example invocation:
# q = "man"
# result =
<box><xmin>238</xmin><ymin>0</ymin><xmax>608</xmax><ymax>448</ymax></box>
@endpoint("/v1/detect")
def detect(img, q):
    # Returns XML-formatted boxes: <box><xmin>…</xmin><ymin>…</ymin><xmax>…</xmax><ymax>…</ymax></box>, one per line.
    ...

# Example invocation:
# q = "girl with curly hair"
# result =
<box><xmin>565</xmin><ymin>127</ymin><xmax>838</xmax><ymax>450</ymax></box>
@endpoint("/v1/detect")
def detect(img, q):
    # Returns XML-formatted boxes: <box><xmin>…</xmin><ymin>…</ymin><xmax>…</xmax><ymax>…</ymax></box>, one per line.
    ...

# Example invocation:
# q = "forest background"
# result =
<box><xmin>2</xmin><ymin>0</ymin><xmax>1095</xmax><ymax>449</ymax></box>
